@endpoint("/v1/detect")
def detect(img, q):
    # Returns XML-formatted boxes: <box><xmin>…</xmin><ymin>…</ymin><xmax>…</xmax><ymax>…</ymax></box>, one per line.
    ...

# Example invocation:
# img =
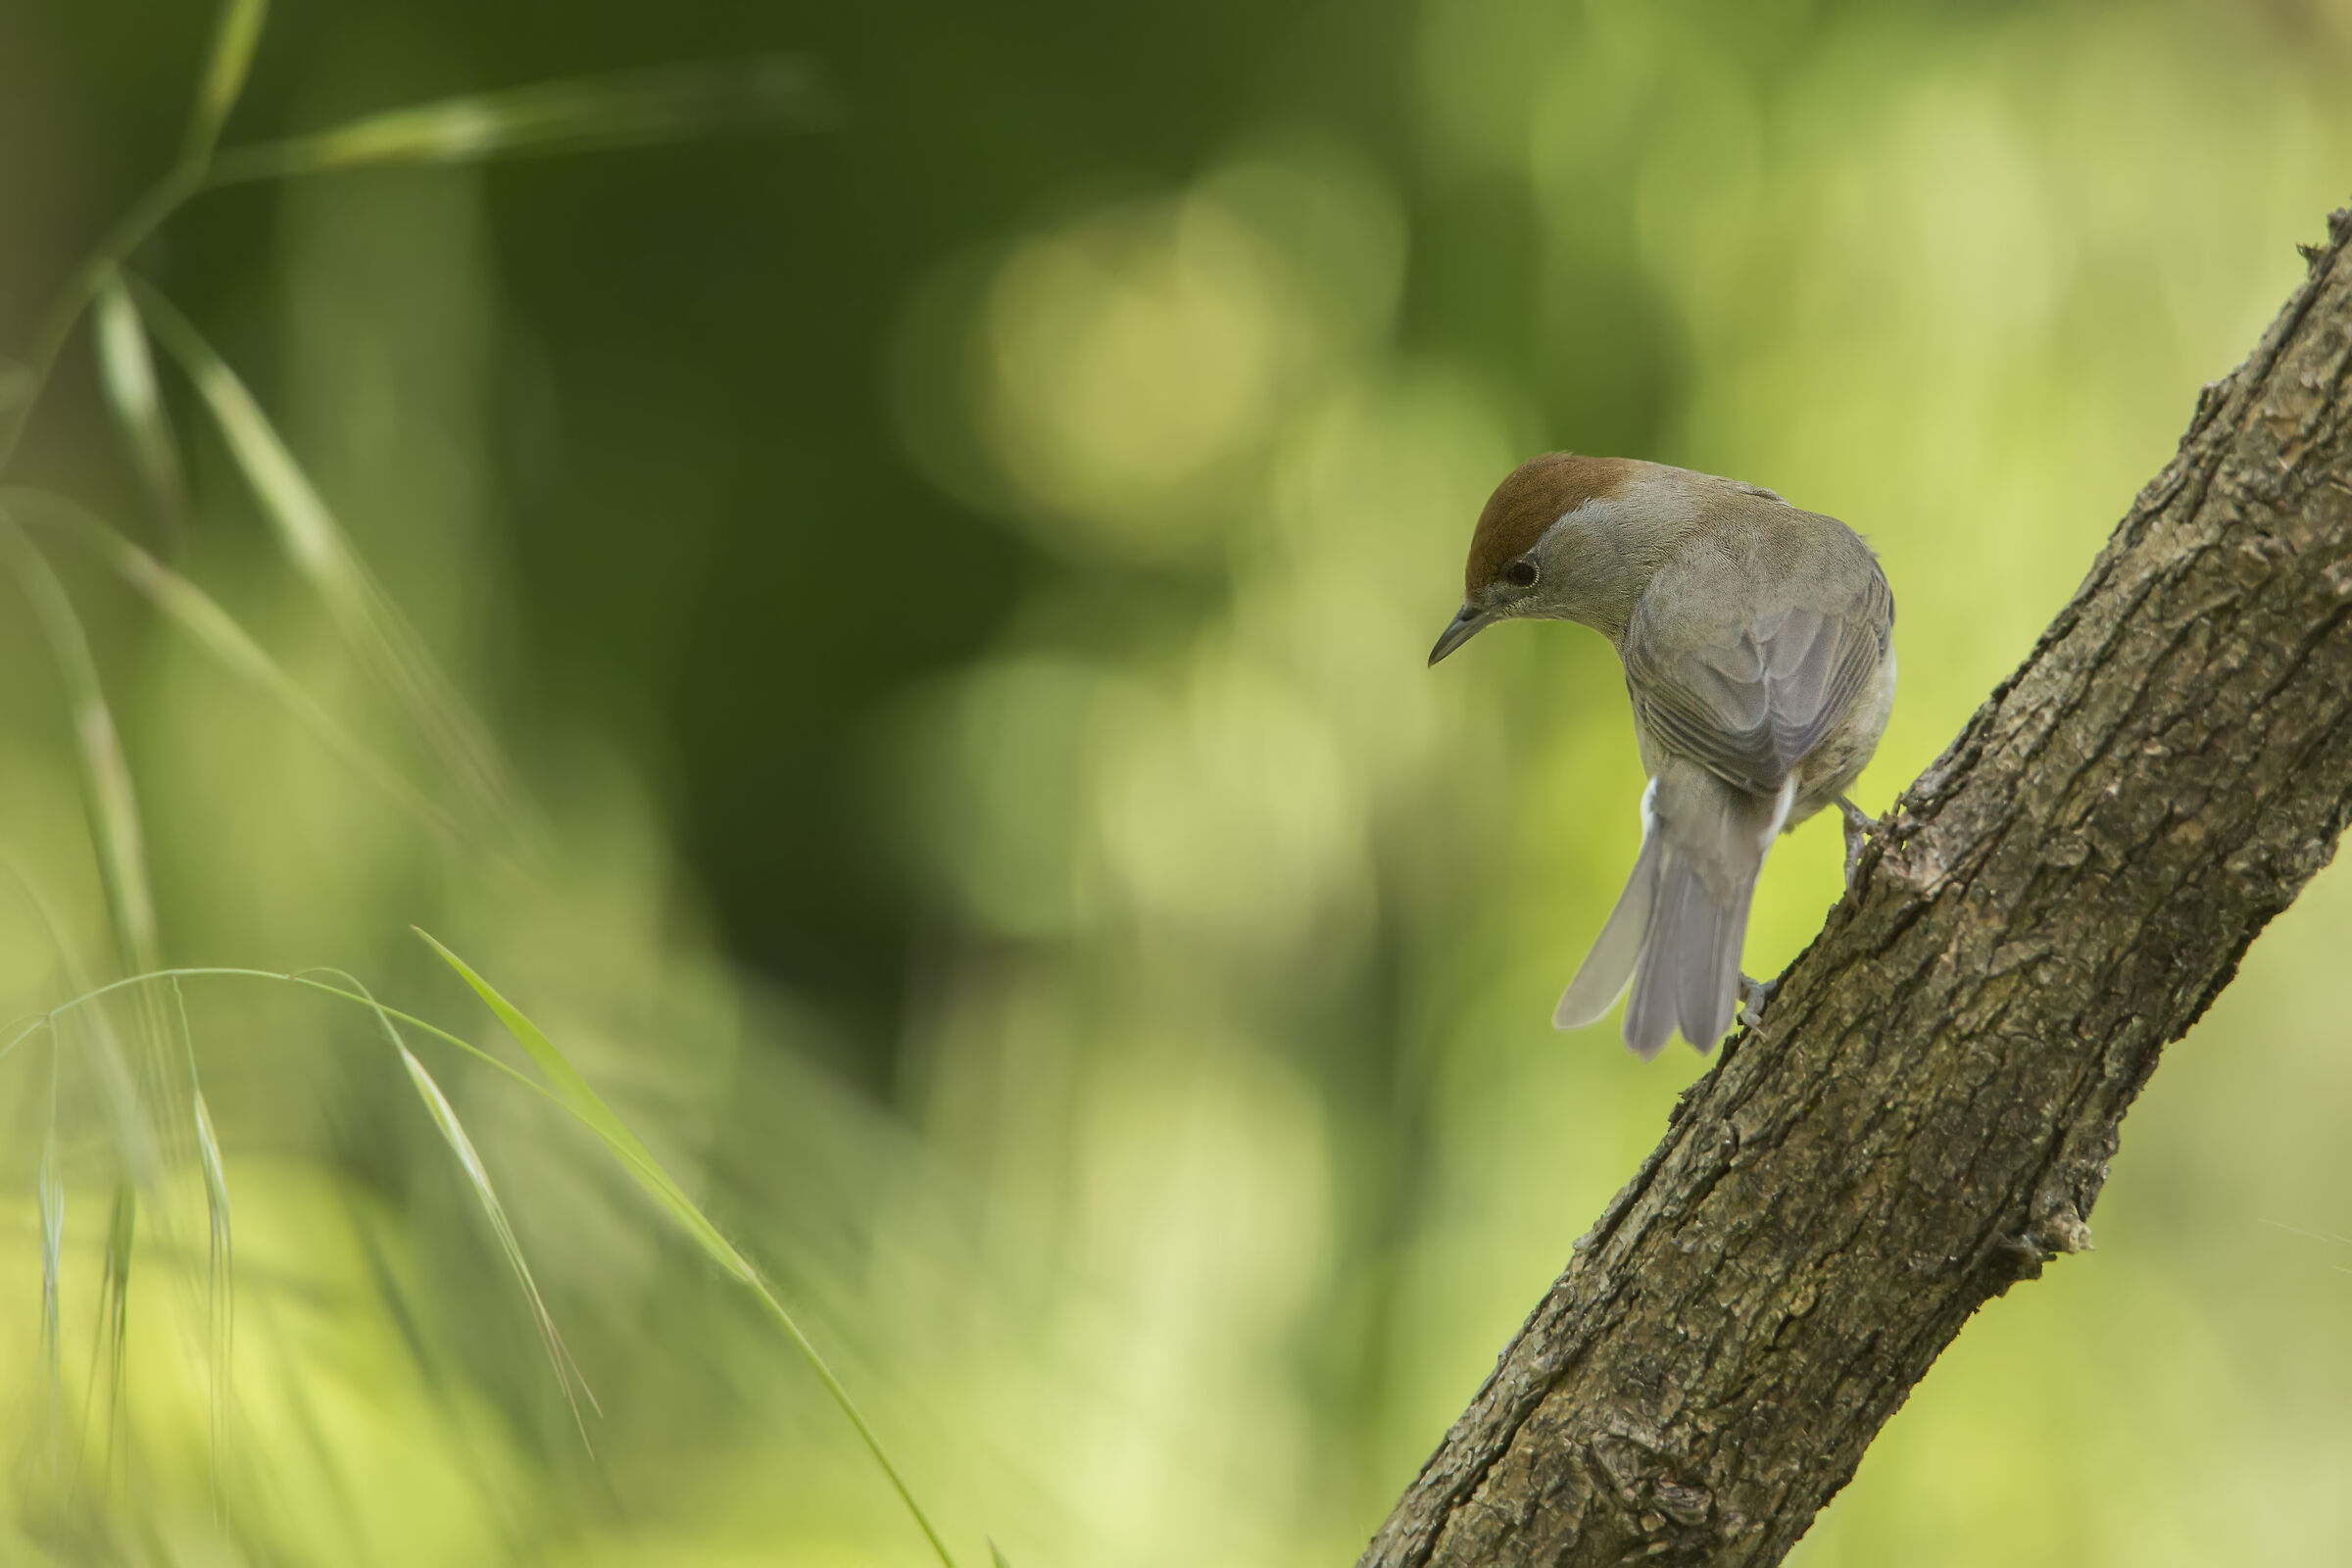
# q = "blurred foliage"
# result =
<box><xmin>1</xmin><ymin>0</ymin><xmax>2351</xmax><ymax>1564</ymax></box>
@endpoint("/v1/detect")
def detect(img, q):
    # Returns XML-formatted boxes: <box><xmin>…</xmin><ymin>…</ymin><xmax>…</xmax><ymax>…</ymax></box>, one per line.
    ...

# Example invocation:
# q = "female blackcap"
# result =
<box><xmin>1432</xmin><ymin>454</ymin><xmax>1896</xmax><ymax>1058</ymax></box>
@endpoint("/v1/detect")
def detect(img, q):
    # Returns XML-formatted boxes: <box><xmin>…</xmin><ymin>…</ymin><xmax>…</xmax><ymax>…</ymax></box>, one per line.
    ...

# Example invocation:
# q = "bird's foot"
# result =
<box><xmin>1837</xmin><ymin>794</ymin><xmax>1877</xmax><ymax>892</ymax></box>
<box><xmin>1737</xmin><ymin>973</ymin><xmax>1777</xmax><ymax>1031</ymax></box>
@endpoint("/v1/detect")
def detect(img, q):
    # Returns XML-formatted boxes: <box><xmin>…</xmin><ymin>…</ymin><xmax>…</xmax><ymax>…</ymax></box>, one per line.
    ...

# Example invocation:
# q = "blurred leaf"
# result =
<box><xmin>181</xmin><ymin>975</ymin><xmax>233</xmax><ymax>1492</ymax></box>
<box><xmin>351</xmin><ymin>975</ymin><xmax>597</xmax><ymax>1437</ymax></box>
<box><xmin>184</xmin><ymin>0</ymin><xmax>270</xmax><ymax>166</ymax></box>
<box><xmin>190</xmin><ymin>1085</ymin><xmax>231</xmax><ymax>1280</ymax></box>
<box><xmin>416</xmin><ymin>930</ymin><xmax>961</xmax><ymax>1568</ymax></box>
<box><xmin>209</xmin><ymin>56</ymin><xmax>830</xmax><ymax>183</ymax></box>
<box><xmin>1</xmin><ymin>512</ymin><xmax>186</xmax><ymax>1187</ymax></box>
<box><xmin>991</xmin><ymin>1544</ymin><xmax>1015</xmax><ymax>1568</ymax></box>
<box><xmin>124</xmin><ymin>279</ymin><xmax>529</xmax><ymax>838</ymax></box>
<box><xmin>7</xmin><ymin>486</ymin><xmax>469</xmax><ymax>849</ymax></box>
<box><xmin>37</xmin><ymin>1077</ymin><xmax>62</xmax><ymax>1446</ymax></box>
<box><xmin>91</xmin><ymin>275</ymin><xmax>186</xmax><ymax>550</ymax></box>
<box><xmin>97</xmin><ymin>1178</ymin><xmax>136</xmax><ymax>1444</ymax></box>
<box><xmin>0</xmin><ymin>856</ymin><xmax>165</xmax><ymax>1205</ymax></box>
<box><xmin>0</xmin><ymin>514</ymin><xmax>159</xmax><ymax>977</ymax></box>
<box><xmin>192</xmin><ymin>1084</ymin><xmax>233</xmax><ymax>1459</ymax></box>
<box><xmin>0</xmin><ymin>160</ymin><xmax>206</xmax><ymax>476</ymax></box>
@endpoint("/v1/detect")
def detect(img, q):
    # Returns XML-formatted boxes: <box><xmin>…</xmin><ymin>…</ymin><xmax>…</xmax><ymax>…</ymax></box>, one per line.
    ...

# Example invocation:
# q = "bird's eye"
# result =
<box><xmin>1504</xmin><ymin>560</ymin><xmax>1540</xmax><ymax>588</ymax></box>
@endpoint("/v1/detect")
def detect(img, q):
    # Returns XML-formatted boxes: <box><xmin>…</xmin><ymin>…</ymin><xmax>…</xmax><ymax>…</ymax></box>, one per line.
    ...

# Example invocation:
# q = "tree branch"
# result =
<box><xmin>1363</xmin><ymin>199</ymin><xmax>2352</xmax><ymax>1568</ymax></box>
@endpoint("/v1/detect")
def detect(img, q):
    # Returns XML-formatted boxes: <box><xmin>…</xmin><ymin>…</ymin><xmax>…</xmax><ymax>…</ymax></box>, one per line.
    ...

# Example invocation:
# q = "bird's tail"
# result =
<box><xmin>1553</xmin><ymin>767</ymin><xmax>1791</xmax><ymax>1058</ymax></box>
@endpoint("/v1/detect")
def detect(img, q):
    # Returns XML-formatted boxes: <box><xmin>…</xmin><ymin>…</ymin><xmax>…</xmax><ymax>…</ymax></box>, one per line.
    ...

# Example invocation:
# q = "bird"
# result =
<box><xmin>1429</xmin><ymin>454</ymin><xmax>1895</xmax><ymax>1058</ymax></box>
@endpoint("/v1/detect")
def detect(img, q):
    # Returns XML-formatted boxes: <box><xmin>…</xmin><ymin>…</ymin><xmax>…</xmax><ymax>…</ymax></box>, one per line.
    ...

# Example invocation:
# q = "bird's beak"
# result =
<box><xmin>1428</xmin><ymin>603</ymin><xmax>1494</xmax><ymax>665</ymax></box>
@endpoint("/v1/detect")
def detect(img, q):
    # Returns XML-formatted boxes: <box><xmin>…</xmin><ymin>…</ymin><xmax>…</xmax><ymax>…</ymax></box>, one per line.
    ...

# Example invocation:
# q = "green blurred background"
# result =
<box><xmin>2</xmin><ymin>0</ymin><xmax>2351</xmax><ymax>1562</ymax></box>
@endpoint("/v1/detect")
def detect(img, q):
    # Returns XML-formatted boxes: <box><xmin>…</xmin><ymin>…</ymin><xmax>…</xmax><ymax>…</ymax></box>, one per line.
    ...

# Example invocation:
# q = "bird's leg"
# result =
<box><xmin>1836</xmin><ymin>793</ymin><xmax>1876</xmax><ymax>891</ymax></box>
<box><xmin>1738</xmin><ymin>973</ymin><xmax>1777</xmax><ymax>1031</ymax></box>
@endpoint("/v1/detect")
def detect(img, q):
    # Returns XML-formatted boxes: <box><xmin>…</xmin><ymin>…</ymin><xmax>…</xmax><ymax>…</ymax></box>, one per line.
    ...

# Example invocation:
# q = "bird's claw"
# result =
<box><xmin>1737</xmin><ymin>973</ymin><xmax>1777</xmax><ymax>1031</ymax></box>
<box><xmin>1836</xmin><ymin>794</ymin><xmax>1877</xmax><ymax>892</ymax></box>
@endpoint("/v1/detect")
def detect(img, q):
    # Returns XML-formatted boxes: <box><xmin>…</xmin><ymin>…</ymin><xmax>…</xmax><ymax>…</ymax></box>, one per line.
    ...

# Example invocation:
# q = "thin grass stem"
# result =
<box><xmin>174</xmin><ymin>977</ymin><xmax>234</xmax><ymax>1520</ymax></box>
<box><xmin>0</xmin><ymin>165</ymin><xmax>205</xmax><ymax>475</ymax></box>
<box><xmin>91</xmin><ymin>279</ymin><xmax>187</xmax><ymax>551</ymax></box>
<box><xmin>205</xmin><ymin>56</ymin><xmax>828</xmax><ymax>183</ymax></box>
<box><xmin>38</xmin><ymin>1039</ymin><xmax>64</xmax><ymax>1481</ymax></box>
<box><xmin>182</xmin><ymin>0</ymin><xmax>271</xmax><ymax>168</ymax></box>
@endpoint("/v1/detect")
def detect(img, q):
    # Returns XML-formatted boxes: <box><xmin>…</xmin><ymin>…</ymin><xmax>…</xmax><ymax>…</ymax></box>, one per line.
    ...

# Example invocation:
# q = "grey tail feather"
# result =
<box><xmin>1554</xmin><ymin>828</ymin><xmax>1662</xmax><ymax>1034</ymax></box>
<box><xmin>1674</xmin><ymin>872</ymin><xmax>1755</xmax><ymax>1053</ymax></box>
<box><xmin>1621</xmin><ymin>853</ymin><xmax>1758</xmax><ymax>1059</ymax></box>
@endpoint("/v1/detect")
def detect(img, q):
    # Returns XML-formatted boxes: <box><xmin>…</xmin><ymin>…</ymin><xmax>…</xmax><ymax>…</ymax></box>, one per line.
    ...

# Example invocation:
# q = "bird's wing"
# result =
<box><xmin>1625</xmin><ymin>557</ymin><xmax>1891</xmax><ymax>797</ymax></box>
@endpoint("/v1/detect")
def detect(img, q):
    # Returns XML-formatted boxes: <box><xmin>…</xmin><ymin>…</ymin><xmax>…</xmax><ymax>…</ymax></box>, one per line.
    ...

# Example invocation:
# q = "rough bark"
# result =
<box><xmin>1362</xmin><ymin>202</ymin><xmax>2352</xmax><ymax>1568</ymax></box>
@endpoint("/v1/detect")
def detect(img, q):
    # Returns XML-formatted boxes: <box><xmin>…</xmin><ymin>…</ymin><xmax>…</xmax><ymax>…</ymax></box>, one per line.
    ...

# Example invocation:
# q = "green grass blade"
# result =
<box><xmin>123</xmin><ymin>280</ymin><xmax>527</xmax><ymax>835</ymax></box>
<box><xmin>207</xmin><ymin>57</ymin><xmax>828</xmax><ymax>183</ymax></box>
<box><xmin>38</xmin><ymin>1051</ymin><xmax>64</xmax><ymax>1466</ymax></box>
<box><xmin>0</xmin><ymin>174</ymin><xmax>201</xmax><ymax>475</ymax></box>
<box><xmin>179</xmin><ymin>974</ymin><xmax>234</xmax><ymax>1510</ymax></box>
<box><xmin>991</xmin><ymin>1544</ymin><xmax>1015</xmax><ymax>1568</ymax></box>
<box><xmin>6</xmin><ymin>486</ymin><xmax>471</xmax><ymax>848</ymax></box>
<box><xmin>184</xmin><ymin>0</ymin><xmax>271</xmax><ymax>166</ymax></box>
<box><xmin>0</xmin><ymin>514</ymin><xmax>160</xmax><ymax>978</ymax></box>
<box><xmin>368</xmin><ymin>993</ymin><xmax>597</xmax><ymax>1439</ymax></box>
<box><xmin>414</xmin><ymin>931</ymin><xmax>959</xmax><ymax>1568</ymax></box>
<box><xmin>0</xmin><ymin>511</ymin><xmax>178</xmax><ymax>1180</ymax></box>
<box><xmin>413</xmin><ymin>933</ymin><xmax>742</xmax><ymax>1274</ymax></box>
<box><xmin>91</xmin><ymin>275</ymin><xmax>186</xmax><ymax>550</ymax></box>
<box><xmin>93</xmin><ymin>1178</ymin><xmax>137</xmax><ymax>1461</ymax></box>
<box><xmin>192</xmin><ymin>1085</ymin><xmax>234</xmax><ymax>1488</ymax></box>
<box><xmin>1</xmin><ymin>514</ymin><xmax>180</xmax><ymax>1190</ymax></box>
<box><xmin>0</xmin><ymin>856</ymin><xmax>165</xmax><ymax>1201</ymax></box>
<box><xmin>193</xmin><ymin>1085</ymin><xmax>233</xmax><ymax>1296</ymax></box>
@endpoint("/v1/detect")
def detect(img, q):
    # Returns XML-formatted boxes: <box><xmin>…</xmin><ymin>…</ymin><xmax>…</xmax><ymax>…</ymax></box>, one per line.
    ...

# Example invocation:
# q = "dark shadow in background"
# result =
<box><xmin>12</xmin><ymin>0</ymin><xmax>1682</xmax><ymax>1096</ymax></box>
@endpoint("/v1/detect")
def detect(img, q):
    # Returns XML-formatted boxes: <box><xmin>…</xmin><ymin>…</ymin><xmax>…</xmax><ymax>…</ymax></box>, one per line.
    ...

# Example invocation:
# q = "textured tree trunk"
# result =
<box><xmin>1361</xmin><ymin>202</ymin><xmax>2352</xmax><ymax>1568</ymax></box>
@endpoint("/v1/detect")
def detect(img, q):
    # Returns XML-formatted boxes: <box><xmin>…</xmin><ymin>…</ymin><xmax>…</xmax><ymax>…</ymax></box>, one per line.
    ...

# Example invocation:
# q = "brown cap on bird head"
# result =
<box><xmin>1432</xmin><ymin>453</ymin><xmax>1638</xmax><ymax>662</ymax></box>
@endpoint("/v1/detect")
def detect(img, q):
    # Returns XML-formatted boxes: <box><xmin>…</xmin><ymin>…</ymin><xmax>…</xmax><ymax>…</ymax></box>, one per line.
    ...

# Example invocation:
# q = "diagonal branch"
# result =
<box><xmin>1363</xmin><ymin>199</ymin><xmax>2352</xmax><ymax>1568</ymax></box>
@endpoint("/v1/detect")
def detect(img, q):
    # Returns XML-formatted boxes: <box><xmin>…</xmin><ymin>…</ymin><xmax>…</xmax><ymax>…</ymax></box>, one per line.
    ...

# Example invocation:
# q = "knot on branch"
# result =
<box><xmin>1587</xmin><ymin>1427</ymin><xmax>1743</xmax><ymax>1554</ymax></box>
<box><xmin>1989</xmin><ymin>1201</ymin><xmax>2095</xmax><ymax>1288</ymax></box>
